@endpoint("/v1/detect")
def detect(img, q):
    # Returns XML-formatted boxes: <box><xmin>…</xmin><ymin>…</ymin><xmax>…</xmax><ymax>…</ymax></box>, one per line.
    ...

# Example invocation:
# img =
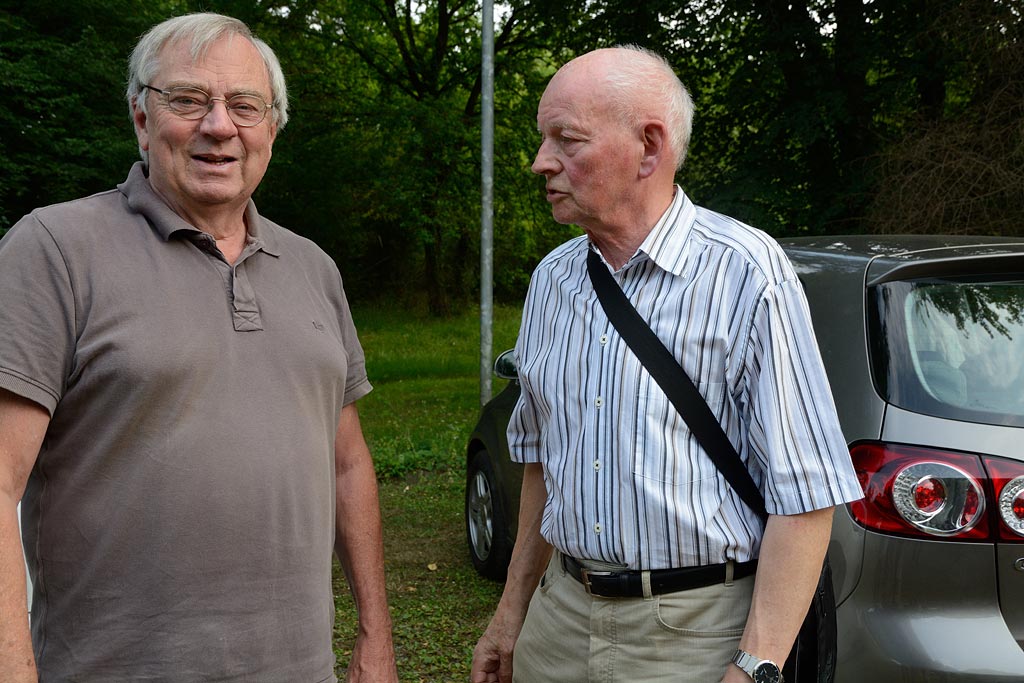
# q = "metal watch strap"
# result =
<box><xmin>732</xmin><ymin>649</ymin><xmax>783</xmax><ymax>683</ymax></box>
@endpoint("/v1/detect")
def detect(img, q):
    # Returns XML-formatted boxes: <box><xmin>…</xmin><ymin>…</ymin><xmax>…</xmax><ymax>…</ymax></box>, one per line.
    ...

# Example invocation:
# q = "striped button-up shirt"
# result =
<box><xmin>509</xmin><ymin>188</ymin><xmax>863</xmax><ymax>570</ymax></box>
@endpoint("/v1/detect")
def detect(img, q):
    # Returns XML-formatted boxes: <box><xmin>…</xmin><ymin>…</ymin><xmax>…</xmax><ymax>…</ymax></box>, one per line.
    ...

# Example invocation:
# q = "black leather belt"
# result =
<box><xmin>561</xmin><ymin>555</ymin><xmax>758</xmax><ymax>598</ymax></box>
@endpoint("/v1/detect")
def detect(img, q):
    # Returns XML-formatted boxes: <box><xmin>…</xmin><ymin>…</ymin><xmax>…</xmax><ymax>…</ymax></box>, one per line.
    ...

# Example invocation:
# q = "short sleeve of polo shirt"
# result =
<box><xmin>324</xmin><ymin>258</ymin><xmax>372</xmax><ymax>407</ymax></box>
<box><xmin>0</xmin><ymin>213</ymin><xmax>77</xmax><ymax>414</ymax></box>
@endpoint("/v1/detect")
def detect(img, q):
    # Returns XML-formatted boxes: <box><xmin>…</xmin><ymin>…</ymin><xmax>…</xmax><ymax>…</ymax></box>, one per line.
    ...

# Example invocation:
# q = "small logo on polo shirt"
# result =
<box><xmin>312</xmin><ymin>320</ymin><xmax>325</xmax><ymax>332</ymax></box>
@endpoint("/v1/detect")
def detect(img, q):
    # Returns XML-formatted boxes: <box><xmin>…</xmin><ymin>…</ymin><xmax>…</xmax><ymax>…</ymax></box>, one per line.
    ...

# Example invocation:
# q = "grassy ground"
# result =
<box><xmin>332</xmin><ymin>305</ymin><xmax>521</xmax><ymax>682</ymax></box>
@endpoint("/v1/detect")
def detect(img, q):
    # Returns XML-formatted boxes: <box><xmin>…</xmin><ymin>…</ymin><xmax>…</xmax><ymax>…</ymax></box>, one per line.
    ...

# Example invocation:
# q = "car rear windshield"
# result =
<box><xmin>869</xmin><ymin>276</ymin><xmax>1024</xmax><ymax>428</ymax></box>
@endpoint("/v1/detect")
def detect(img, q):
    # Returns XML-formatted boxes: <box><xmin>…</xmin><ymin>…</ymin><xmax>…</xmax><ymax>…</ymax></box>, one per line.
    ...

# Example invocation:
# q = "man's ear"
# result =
<box><xmin>638</xmin><ymin>121</ymin><xmax>667</xmax><ymax>179</ymax></box>
<box><xmin>132</xmin><ymin>96</ymin><xmax>150</xmax><ymax>152</ymax></box>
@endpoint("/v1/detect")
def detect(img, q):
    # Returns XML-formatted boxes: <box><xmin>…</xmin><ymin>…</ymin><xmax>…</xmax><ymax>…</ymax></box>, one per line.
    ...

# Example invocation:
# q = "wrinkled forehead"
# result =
<box><xmin>155</xmin><ymin>34</ymin><xmax>270</xmax><ymax>90</ymax></box>
<box><xmin>537</xmin><ymin>63</ymin><xmax>609</xmax><ymax>130</ymax></box>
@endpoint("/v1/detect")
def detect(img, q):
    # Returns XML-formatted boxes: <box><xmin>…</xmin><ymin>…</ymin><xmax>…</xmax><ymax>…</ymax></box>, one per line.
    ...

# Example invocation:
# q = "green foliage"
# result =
<box><xmin>531</xmin><ymin>0</ymin><xmax>1023</xmax><ymax>238</ymax></box>
<box><xmin>1</xmin><ymin>2</ymin><xmax>134</xmax><ymax>225</ymax></box>
<box><xmin>2</xmin><ymin>0</ymin><xmax>1021</xmax><ymax>310</ymax></box>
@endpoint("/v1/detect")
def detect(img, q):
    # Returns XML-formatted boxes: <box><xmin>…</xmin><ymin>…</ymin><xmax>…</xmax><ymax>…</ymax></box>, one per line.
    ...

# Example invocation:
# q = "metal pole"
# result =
<box><xmin>480</xmin><ymin>0</ymin><xmax>495</xmax><ymax>406</ymax></box>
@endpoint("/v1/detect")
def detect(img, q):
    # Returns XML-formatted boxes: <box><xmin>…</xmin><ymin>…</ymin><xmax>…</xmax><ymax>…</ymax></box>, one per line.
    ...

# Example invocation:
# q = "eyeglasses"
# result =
<box><xmin>142</xmin><ymin>84</ymin><xmax>273</xmax><ymax>127</ymax></box>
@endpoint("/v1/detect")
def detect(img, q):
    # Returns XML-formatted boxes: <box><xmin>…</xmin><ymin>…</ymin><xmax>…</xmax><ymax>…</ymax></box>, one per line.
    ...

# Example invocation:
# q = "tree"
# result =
<box><xmin>865</xmin><ymin>0</ymin><xmax>1024</xmax><ymax>235</ymax></box>
<box><xmin>3</xmin><ymin>1</ymin><xmax>1020</xmax><ymax>306</ymax></box>
<box><xmin>242</xmin><ymin>0</ymin><xmax>581</xmax><ymax>315</ymax></box>
<box><xmin>0</xmin><ymin>0</ymin><xmax>184</xmax><ymax>229</ymax></box>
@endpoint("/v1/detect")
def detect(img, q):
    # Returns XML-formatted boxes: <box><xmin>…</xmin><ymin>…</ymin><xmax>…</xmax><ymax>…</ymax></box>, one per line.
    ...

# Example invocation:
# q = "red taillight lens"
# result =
<box><xmin>850</xmin><ymin>444</ymin><xmax>991</xmax><ymax>540</ymax></box>
<box><xmin>1008</xmin><ymin>485</ymin><xmax>1024</xmax><ymax>525</ymax></box>
<box><xmin>849</xmin><ymin>442</ymin><xmax>1024</xmax><ymax>542</ymax></box>
<box><xmin>983</xmin><ymin>459</ymin><xmax>1024</xmax><ymax>541</ymax></box>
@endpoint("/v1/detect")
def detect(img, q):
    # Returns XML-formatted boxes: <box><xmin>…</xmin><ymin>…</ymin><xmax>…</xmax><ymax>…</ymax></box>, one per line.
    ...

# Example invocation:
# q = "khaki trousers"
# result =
<box><xmin>512</xmin><ymin>554</ymin><xmax>754</xmax><ymax>683</ymax></box>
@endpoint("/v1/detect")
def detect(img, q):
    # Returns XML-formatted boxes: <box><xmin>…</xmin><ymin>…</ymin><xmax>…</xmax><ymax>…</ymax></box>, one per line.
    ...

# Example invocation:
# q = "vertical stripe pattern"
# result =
<box><xmin>509</xmin><ymin>189</ymin><xmax>864</xmax><ymax>570</ymax></box>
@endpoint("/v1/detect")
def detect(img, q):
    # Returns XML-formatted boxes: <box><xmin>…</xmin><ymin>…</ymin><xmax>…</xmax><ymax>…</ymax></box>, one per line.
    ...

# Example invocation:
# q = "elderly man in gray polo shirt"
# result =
<box><xmin>0</xmin><ymin>13</ymin><xmax>397</xmax><ymax>683</ymax></box>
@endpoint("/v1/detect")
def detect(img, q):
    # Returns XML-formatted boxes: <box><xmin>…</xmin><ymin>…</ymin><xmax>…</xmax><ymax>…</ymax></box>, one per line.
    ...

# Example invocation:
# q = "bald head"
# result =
<box><xmin>532</xmin><ymin>46</ymin><xmax>687</xmax><ymax>253</ymax></box>
<box><xmin>550</xmin><ymin>46</ymin><xmax>693</xmax><ymax>170</ymax></box>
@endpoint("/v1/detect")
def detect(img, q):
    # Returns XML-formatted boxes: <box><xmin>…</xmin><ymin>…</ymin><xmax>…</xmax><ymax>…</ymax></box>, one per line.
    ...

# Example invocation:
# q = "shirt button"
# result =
<box><xmin>594</xmin><ymin>523</ymin><xmax>602</xmax><ymax>534</ymax></box>
<box><xmin>595</xmin><ymin>396</ymin><xmax>604</xmax><ymax>408</ymax></box>
<box><xmin>593</xmin><ymin>461</ymin><xmax>601</xmax><ymax>471</ymax></box>
<box><xmin>599</xmin><ymin>334</ymin><xmax>609</xmax><ymax>345</ymax></box>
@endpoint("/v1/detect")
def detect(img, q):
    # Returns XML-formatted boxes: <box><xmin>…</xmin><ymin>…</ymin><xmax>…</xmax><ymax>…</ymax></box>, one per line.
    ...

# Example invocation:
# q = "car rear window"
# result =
<box><xmin>869</xmin><ymin>276</ymin><xmax>1024</xmax><ymax>428</ymax></box>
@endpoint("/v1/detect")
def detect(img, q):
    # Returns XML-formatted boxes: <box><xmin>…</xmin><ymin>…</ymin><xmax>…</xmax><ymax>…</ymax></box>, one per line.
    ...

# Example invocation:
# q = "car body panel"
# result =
<box><xmin>881</xmin><ymin>405</ymin><xmax>1023</xmax><ymax>464</ymax></box>
<box><xmin>881</xmin><ymin>404</ymin><xmax>1024</xmax><ymax>647</ymax></box>
<box><xmin>788</xmin><ymin>236</ymin><xmax>1024</xmax><ymax>680</ymax></box>
<box><xmin>472</xmin><ymin>381</ymin><xmax>523</xmax><ymax>528</ymax></box>
<box><xmin>839</xmin><ymin>532</ymin><xmax>1024</xmax><ymax>680</ymax></box>
<box><xmin>997</xmin><ymin>542</ymin><xmax>1024</xmax><ymax>647</ymax></box>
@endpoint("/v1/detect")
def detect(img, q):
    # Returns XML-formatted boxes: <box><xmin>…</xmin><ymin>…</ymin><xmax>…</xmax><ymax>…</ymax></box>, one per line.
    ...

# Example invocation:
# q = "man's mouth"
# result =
<box><xmin>193</xmin><ymin>154</ymin><xmax>237</xmax><ymax>165</ymax></box>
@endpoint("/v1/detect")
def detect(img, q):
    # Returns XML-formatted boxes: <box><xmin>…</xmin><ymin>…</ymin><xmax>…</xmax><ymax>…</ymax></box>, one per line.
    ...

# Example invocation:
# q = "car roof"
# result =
<box><xmin>781</xmin><ymin>235</ymin><xmax>1024</xmax><ymax>285</ymax></box>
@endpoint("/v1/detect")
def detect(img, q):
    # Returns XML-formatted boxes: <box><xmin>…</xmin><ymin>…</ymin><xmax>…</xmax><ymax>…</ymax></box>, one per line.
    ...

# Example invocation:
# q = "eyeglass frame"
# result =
<box><xmin>140</xmin><ymin>84</ymin><xmax>275</xmax><ymax>127</ymax></box>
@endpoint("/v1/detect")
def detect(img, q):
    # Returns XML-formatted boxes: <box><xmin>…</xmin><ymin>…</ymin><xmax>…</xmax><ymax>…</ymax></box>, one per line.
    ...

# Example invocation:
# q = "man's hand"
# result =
<box><xmin>470</xmin><ymin>608</ymin><xmax>523</xmax><ymax>683</ymax></box>
<box><xmin>470</xmin><ymin>463</ymin><xmax>552</xmax><ymax>683</ymax></box>
<box><xmin>344</xmin><ymin>630</ymin><xmax>397</xmax><ymax>683</ymax></box>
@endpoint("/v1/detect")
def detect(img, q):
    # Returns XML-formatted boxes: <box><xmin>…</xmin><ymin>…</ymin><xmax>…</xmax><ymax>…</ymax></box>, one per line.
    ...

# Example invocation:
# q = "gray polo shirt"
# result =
<box><xmin>0</xmin><ymin>163</ymin><xmax>368</xmax><ymax>682</ymax></box>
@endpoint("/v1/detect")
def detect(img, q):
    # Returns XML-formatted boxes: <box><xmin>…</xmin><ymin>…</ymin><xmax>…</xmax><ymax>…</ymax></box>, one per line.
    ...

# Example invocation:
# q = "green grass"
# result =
<box><xmin>352</xmin><ymin>304</ymin><xmax>521</xmax><ymax>478</ymax></box>
<box><xmin>332</xmin><ymin>305</ymin><xmax>521</xmax><ymax>681</ymax></box>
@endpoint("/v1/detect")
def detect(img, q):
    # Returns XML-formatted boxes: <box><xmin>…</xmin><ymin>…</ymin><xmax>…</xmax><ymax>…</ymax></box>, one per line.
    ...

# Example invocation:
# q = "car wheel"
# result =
<box><xmin>466</xmin><ymin>449</ymin><xmax>512</xmax><ymax>581</ymax></box>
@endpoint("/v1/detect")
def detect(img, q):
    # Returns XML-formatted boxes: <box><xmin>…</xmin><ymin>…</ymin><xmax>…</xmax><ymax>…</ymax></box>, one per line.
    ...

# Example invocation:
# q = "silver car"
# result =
<box><xmin>465</xmin><ymin>234</ymin><xmax>1024</xmax><ymax>680</ymax></box>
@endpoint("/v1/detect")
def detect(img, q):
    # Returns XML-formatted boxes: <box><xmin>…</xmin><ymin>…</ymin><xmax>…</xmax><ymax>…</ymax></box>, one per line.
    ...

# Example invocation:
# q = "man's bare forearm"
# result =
<box><xmin>722</xmin><ymin>508</ymin><xmax>834</xmax><ymax>682</ymax></box>
<box><xmin>333</xmin><ymin>403</ymin><xmax>396</xmax><ymax>682</ymax></box>
<box><xmin>0</xmin><ymin>390</ymin><xmax>48</xmax><ymax>683</ymax></box>
<box><xmin>470</xmin><ymin>463</ymin><xmax>551</xmax><ymax>683</ymax></box>
<box><xmin>0</xmin><ymin>504</ymin><xmax>36</xmax><ymax>683</ymax></box>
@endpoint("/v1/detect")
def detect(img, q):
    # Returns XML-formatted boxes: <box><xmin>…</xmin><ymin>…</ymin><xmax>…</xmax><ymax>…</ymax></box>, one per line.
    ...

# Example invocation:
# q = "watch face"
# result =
<box><xmin>753</xmin><ymin>661</ymin><xmax>782</xmax><ymax>683</ymax></box>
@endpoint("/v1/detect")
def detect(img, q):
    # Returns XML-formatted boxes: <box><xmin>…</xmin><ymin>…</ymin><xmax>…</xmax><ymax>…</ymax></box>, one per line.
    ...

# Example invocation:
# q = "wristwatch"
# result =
<box><xmin>731</xmin><ymin>649</ymin><xmax>783</xmax><ymax>683</ymax></box>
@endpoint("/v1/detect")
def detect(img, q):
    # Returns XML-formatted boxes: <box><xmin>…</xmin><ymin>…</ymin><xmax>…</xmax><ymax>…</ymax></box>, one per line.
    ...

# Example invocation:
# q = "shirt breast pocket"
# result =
<box><xmin>633</xmin><ymin>380</ymin><xmax>728</xmax><ymax>487</ymax></box>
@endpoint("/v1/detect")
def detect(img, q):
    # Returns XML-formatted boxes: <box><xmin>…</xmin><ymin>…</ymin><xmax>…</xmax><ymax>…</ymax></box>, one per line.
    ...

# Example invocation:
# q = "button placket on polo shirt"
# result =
<box><xmin>230</xmin><ymin>262</ymin><xmax>262</xmax><ymax>331</ymax></box>
<box><xmin>189</xmin><ymin>233</ymin><xmax>265</xmax><ymax>332</ymax></box>
<box><xmin>229</xmin><ymin>241</ymin><xmax>265</xmax><ymax>331</ymax></box>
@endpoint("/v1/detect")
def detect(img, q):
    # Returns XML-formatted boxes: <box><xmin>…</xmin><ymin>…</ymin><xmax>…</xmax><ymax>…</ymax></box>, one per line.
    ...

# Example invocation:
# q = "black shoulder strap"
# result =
<box><xmin>586</xmin><ymin>248</ymin><xmax>769</xmax><ymax>522</ymax></box>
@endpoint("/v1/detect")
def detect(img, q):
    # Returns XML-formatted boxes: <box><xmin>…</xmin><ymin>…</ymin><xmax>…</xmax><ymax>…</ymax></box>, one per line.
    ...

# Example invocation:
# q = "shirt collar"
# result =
<box><xmin>118</xmin><ymin>162</ymin><xmax>281</xmax><ymax>258</ymax></box>
<box><xmin>633</xmin><ymin>185</ymin><xmax>697</xmax><ymax>277</ymax></box>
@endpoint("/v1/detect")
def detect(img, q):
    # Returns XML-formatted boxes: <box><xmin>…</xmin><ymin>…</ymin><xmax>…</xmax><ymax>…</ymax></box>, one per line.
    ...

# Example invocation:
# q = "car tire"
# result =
<box><xmin>466</xmin><ymin>449</ymin><xmax>512</xmax><ymax>581</ymax></box>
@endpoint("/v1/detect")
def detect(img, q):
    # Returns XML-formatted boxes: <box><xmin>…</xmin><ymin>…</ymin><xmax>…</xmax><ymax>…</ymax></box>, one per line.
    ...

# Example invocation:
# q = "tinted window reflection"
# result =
<box><xmin>870</xmin><ymin>278</ymin><xmax>1024</xmax><ymax>427</ymax></box>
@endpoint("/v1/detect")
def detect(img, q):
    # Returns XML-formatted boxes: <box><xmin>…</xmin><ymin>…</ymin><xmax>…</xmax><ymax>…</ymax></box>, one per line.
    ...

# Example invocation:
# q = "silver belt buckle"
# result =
<box><xmin>580</xmin><ymin>568</ymin><xmax>614</xmax><ymax>595</ymax></box>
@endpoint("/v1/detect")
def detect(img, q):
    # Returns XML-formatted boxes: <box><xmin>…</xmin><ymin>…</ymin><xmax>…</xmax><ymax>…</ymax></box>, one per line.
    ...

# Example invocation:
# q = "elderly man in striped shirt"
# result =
<box><xmin>470</xmin><ymin>46</ymin><xmax>863</xmax><ymax>683</ymax></box>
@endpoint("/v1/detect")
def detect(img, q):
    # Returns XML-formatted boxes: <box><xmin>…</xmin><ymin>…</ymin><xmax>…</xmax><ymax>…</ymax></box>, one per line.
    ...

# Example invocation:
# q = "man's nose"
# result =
<box><xmin>199</xmin><ymin>99</ymin><xmax>238</xmax><ymax>137</ymax></box>
<box><xmin>531</xmin><ymin>139</ymin><xmax>557</xmax><ymax>175</ymax></box>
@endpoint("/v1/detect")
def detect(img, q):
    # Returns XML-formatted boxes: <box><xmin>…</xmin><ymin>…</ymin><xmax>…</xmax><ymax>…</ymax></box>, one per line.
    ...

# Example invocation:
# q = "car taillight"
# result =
<box><xmin>849</xmin><ymin>442</ymin><xmax>1024</xmax><ymax>542</ymax></box>
<box><xmin>984</xmin><ymin>459</ymin><xmax>1024</xmax><ymax>541</ymax></box>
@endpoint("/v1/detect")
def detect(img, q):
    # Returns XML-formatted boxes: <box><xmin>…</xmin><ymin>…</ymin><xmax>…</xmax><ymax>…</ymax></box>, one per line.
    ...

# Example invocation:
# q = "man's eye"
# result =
<box><xmin>171</xmin><ymin>95</ymin><xmax>204</xmax><ymax>107</ymax></box>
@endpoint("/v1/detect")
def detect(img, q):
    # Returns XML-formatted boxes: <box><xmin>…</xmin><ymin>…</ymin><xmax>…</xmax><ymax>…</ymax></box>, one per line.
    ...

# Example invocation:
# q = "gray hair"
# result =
<box><xmin>602</xmin><ymin>45</ymin><xmax>694</xmax><ymax>170</ymax></box>
<box><xmin>127</xmin><ymin>13</ymin><xmax>289</xmax><ymax>160</ymax></box>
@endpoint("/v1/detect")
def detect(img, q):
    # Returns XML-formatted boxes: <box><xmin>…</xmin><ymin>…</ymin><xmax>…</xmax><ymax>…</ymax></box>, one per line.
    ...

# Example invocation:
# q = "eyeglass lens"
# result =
<box><xmin>162</xmin><ymin>87</ymin><xmax>269</xmax><ymax>126</ymax></box>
